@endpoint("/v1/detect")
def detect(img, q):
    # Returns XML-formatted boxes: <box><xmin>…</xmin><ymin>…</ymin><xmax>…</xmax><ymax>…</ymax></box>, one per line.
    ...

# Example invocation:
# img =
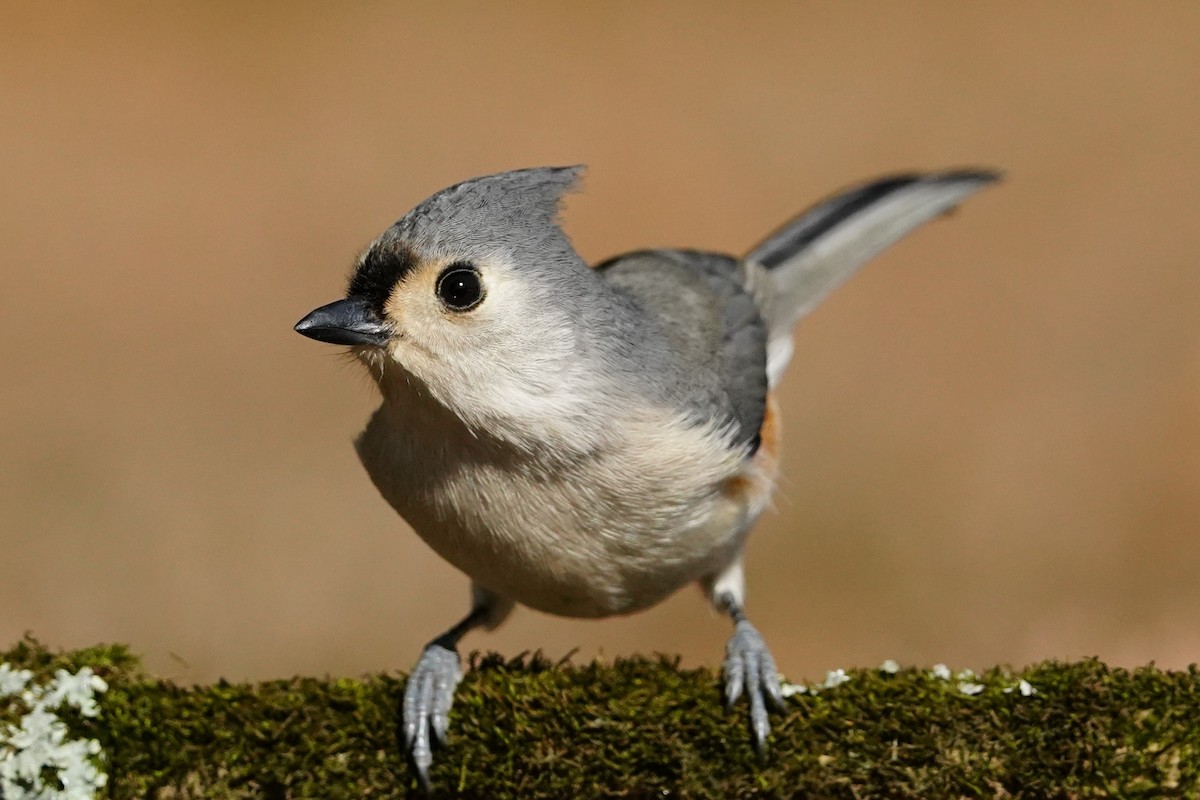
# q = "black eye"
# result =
<box><xmin>435</xmin><ymin>264</ymin><xmax>485</xmax><ymax>311</ymax></box>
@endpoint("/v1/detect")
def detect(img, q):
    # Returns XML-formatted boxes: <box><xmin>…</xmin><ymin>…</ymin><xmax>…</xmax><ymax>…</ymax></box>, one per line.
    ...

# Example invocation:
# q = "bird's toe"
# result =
<box><xmin>722</xmin><ymin>620</ymin><xmax>785</xmax><ymax>753</ymax></box>
<box><xmin>402</xmin><ymin>643</ymin><xmax>462</xmax><ymax>789</ymax></box>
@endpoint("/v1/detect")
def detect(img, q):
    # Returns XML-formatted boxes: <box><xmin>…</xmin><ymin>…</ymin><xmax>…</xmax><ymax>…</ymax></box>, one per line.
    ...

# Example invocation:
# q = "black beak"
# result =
<box><xmin>294</xmin><ymin>297</ymin><xmax>391</xmax><ymax>347</ymax></box>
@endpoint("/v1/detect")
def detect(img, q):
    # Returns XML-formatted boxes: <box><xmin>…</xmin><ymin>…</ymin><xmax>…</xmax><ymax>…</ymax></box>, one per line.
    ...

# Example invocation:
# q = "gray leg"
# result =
<box><xmin>705</xmin><ymin>560</ymin><xmax>785</xmax><ymax>754</ymax></box>
<box><xmin>403</xmin><ymin>585</ymin><xmax>513</xmax><ymax>790</ymax></box>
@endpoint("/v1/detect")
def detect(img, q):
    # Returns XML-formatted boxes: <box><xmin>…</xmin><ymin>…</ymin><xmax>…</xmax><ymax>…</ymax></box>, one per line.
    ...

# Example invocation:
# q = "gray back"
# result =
<box><xmin>595</xmin><ymin>249</ymin><xmax>767</xmax><ymax>453</ymax></box>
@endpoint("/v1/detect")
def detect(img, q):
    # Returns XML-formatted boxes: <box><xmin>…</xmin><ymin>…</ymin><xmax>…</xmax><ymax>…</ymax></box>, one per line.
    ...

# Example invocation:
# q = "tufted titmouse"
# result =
<box><xmin>295</xmin><ymin>166</ymin><xmax>997</xmax><ymax>786</ymax></box>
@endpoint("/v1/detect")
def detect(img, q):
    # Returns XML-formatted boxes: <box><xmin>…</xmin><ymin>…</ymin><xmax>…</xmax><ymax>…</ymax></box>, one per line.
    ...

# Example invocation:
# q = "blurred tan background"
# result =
<box><xmin>2</xmin><ymin>3</ymin><xmax>1198</xmax><ymax>686</ymax></box>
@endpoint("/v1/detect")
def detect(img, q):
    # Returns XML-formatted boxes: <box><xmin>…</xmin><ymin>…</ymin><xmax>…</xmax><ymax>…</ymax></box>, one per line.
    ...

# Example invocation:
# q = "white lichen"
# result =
<box><xmin>820</xmin><ymin>669</ymin><xmax>851</xmax><ymax>689</ymax></box>
<box><xmin>0</xmin><ymin>667</ymin><xmax>33</xmax><ymax>699</ymax></box>
<box><xmin>0</xmin><ymin>663</ymin><xmax>108</xmax><ymax>800</ymax></box>
<box><xmin>783</xmin><ymin>661</ymin><xmax>1037</xmax><ymax>703</ymax></box>
<box><xmin>1003</xmin><ymin>678</ymin><xmax>1037</xmax><ymax>697</ymax></box>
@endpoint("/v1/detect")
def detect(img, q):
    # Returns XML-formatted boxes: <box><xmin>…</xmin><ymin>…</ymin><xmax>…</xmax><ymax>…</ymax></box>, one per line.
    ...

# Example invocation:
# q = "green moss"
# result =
<box><xmin>3</xmin><ymin>639</ymin><xmax>1198</xmax><ymax>798</ymax></box>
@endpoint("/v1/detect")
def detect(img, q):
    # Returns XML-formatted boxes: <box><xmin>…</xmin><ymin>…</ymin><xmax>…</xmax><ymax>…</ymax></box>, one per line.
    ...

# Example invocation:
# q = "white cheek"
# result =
<box><xmin>408</xmin><ymin>290</ymin><xmax>521</xmax><ymax>367</ymax></box>
<box><xmin>416</xmin><ymin>267</ymin><xmax>568</xmax><ymax>364</ymax></box>
<box><xmin>387</xmin><ymin>270</ymin><xmax>600</xmax><ymax>451</ymax></box>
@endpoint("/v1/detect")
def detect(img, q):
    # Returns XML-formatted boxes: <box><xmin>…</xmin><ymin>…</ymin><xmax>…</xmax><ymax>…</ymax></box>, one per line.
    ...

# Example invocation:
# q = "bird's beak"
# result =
<box><xmin>294</xmin><ymin>297</ymin><xmax>391</xmax><ymax>347</ymax></box>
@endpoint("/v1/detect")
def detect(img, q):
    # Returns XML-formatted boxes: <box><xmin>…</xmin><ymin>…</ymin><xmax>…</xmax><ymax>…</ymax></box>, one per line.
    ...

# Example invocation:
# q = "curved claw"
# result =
<box><xmin>402</xmin><ymin>643</ymin><xmax>462</xmax><ymax>789</ymax></box>
<box><xmin>722</xmin><ymin>620</ymin><xmax>786</xmax><ymax>753</ymax></box>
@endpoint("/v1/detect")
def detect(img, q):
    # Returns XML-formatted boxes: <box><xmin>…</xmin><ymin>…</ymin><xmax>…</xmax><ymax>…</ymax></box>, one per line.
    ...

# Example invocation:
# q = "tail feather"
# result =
<box><xmin>745</xmin><ymin>169</ymin><xmax>1000</xmax><ymax>385</ymax></box>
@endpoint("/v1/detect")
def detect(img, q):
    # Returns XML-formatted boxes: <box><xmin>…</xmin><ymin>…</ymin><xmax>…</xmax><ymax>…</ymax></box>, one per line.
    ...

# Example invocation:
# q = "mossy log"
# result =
<box><xmin>3</xmin><ymin>639</ymin><xmax>1198</xmax><ymax>798</ymax></box>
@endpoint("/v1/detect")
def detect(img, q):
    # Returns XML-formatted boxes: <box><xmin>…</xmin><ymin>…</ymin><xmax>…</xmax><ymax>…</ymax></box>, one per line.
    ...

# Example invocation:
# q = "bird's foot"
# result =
<box><xmin>722</xmin><ymin>619</ymin><xmax>786</xmax><ymax>753</ymax></box>
<box><xmin>402</xmin><ymin>643</ymin><xmax>462</xmax><ymax>790</ymax></box>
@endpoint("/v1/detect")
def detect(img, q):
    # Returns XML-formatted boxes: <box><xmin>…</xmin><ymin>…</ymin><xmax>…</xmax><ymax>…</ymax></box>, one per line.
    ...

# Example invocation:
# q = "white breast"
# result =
<box><xmin>355</xmin><ymin>397</ymin><xmax>769</xmax><ymax>618</ymax></box>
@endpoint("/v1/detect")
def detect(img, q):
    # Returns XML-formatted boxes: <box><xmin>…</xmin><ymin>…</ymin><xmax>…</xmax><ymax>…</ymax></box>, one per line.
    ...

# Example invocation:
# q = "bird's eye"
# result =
<box><xmin>435</xmin><ymin>264</ymin><xmax>485</xmax><ymax>312</ymax></box>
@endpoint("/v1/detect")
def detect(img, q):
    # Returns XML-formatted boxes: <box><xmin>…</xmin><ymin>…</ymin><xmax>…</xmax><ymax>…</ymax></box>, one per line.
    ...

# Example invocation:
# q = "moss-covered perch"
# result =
<box><xmin>3</xmin><ymin>639</ymin><xmax>1199</xmax><ymax>798</ymax></box>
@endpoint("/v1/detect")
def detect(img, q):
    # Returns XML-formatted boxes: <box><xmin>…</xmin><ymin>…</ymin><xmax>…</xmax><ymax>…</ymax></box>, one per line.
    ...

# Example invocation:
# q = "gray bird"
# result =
<box><xmin>295</xmin><ymin>165</ymin><xmax>997</xmax><ymax>788</ymax></box>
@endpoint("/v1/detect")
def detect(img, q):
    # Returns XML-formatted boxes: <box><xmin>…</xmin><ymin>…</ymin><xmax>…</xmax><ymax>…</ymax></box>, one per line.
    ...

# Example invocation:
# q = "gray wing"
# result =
<box><xmin>595</xmin><ymin>249</ymin><xmax>768</xmax><ymax>452</ymax></box>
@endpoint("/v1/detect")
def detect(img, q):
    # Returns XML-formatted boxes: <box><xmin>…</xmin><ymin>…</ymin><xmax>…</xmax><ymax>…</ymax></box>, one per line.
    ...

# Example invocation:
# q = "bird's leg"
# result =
<box><xmin>705</xmin><ymin>560</ymin><xmax>786</xmax><ymax>754</ymax></box>
<box><xmin>403</xmin><ymin>585</ymin><xmax>513</xmax><ymax>790</ymax></box>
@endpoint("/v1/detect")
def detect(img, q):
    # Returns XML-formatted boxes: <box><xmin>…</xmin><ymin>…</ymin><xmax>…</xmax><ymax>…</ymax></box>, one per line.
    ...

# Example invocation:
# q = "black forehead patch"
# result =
<box><xmin>346</xmin><ymin>244</ymin><xmax>418</xmax><ymax>313</ymax></box>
